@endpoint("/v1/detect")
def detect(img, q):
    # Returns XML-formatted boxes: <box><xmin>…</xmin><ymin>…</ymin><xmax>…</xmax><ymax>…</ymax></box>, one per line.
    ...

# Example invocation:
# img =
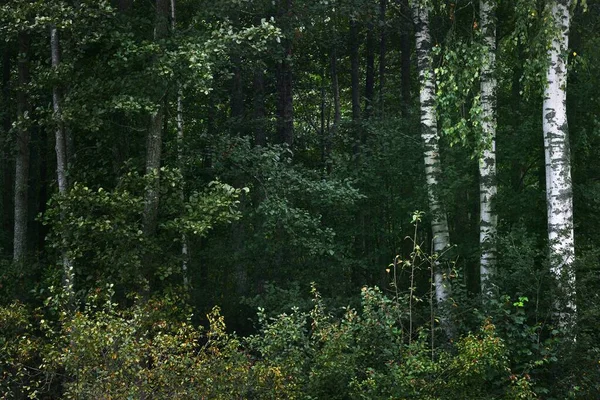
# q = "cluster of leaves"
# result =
<box><xmin>42</xmin><ymin>169</ymin><xmax>244</xmax><ymax>294</ymax></box>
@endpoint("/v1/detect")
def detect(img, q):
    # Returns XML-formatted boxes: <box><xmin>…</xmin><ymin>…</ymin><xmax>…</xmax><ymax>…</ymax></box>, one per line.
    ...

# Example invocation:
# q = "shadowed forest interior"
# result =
<box><xmin>1</xmin><ymin>0</ymin><xmax>600</xmax><ymax>398</ymax></box>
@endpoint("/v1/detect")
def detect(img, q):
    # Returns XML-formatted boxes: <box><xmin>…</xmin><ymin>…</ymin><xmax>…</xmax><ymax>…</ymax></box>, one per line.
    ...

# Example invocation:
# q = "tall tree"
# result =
<box><xmin>350</xmin><ymin>18</ymin><xmax>361</xmax><ymax>124</ymax></box>
<box><xmin>411</xmin><ymin>1</ymin><xmax>452</xmax><ymax>322</ymax></box>
<box><xmin>142</xmin><ymin>0</ymin><xmax>169</xmax><ymax>239</ymax></box>
<box><xmin>13</xmin><ymin>32</ymin><xmax>30</xmax><ymax>262</ymax></box>
<box><xmin>364</xmin><ymin>18</ymin><xmax>375</xmax><ymax>119</ymax></box>
<box><xmin>2</xmin><ymin>48</ymin><xmax>13</xmax><ymax>249</ymax></box>
<box><xmin>51</xmin><ymin>25</ymin><xmax>74</xmax><ymax>299</ymax></box>
<box><xmin>543</xmin><ymin>0</ymin><xmax>575</xmax><ymax>322</ymax></box>
<box><xmin>479</xmin><ymin>0</ymin><xmax>498</xmax><ymax>293</ymax></box>
<box><xmin>379</xmin><ymin>0</ymin><xmax>387</xmax><ymax>113</ymax></box>
<box><xmin>171</xmin><ymin>0</ymin><xmax>189</xmax><ymax>287</ymax></box>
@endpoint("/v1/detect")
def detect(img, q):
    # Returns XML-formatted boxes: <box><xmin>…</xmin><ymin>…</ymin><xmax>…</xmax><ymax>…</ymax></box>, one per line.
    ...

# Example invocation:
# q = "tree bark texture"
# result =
<box><xmin>142</xmin><ymin>0</ymin><xmax>169</xmax><ymax>238</ymax></box>
<box><xmin>51</xmin><ymin>28</ymin><xmax>68</xmax><ymax>197</ymax></box>
<box><xmin>171</xmin><ymin>0</ymin><xmax>189</xmax><ymax>287</ymax></box>
<box><xmin>479</xmin><ymin>0</ymin><xmax>498</xmax><ymax>292</ymax></box>
<box><xmin>2</xmin><ymin>48</ymin><xmax>13</xmax><ymax>248</ymax></box>
<box><xmin>411</xmin><ymin>3</ymin><xmax>451</xmax><ymax>309</ymax></box>
<box><xmin>51</xmin><ymin>26</ymin><xmax>75</xmax><ymax>299</ymax></box>
<box><xmin>13</xmin><ymin>33</ymin><xmax>30</xmax><ymax>262</ymax></box>
<box><xmin>543</xmin><ymin>0</ymin><xmax>576</xmax><ymax>321</ymax></box>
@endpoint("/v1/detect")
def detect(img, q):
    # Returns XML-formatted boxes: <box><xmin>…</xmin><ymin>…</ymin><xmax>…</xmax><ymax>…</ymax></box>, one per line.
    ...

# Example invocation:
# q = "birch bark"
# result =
<box><xmin>479</xmin><ymin>0</ymin><xmax>498</xmax><ymax>293</ymax></box>
<box><xmin>51</xmin><ymin>25</ymin><xmax>74</xmax><ymax>299</ymax></box>
<box><xmin>411</xmin><ymin>2</ymin><xmax>451</xmax><ymax>310</ymax></box>
<box><xmin>543</xmin><ymin>0</ymin><xmax>576</xmax><ymax>321</ymax></box>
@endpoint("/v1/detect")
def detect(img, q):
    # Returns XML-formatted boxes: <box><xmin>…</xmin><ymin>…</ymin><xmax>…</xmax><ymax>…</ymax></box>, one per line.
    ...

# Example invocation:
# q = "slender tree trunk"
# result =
<box><xmin>142</xmin><ymin>0</ymin><xmax>169</xmax><ymax>240</ymax></box>
<box><xmin>171</xmin><ymin>0</ymin><xmax>189</xmax><ymax>287</ymax></box>
<box><xmin>331</xmin><ymin>48</ymin><xmax>341</xmax><ymax>129</ymax></box>
<box><xmin>37</xmin><ymin>126</ymin><xmax>49</xmax><ymax>253</ymax></box>
<box><xmin>51</xmin><ymin>28</ymin><xmax>68</xmax><ymax>205</ymax></box>
<box><xmin>364</xmin><ymin>21</ymin><xmax>375</xmax><ymax>120</ymax></box>
<box><xmin>379</xmin><ymin>0</ymin><xmax>387</xmax><ymax>113</ymax></box>
<box><xmin>479</xmin><ymin>0</ymin><xmax>498</xmax><ymax>294</ymax></box>
<box><xmin>320</xmin><ymin>64</ymin><xmax>327</xmax><ymax>170</ymax></box>
<box><xmin>327</xmin><ymin>46</ymin><xmax>339</xmax><ymax>174</ymax></box>
<box><xmin>350</xmin><ymin>19</ymin><xmax>361</xmax><ymax>123</ymax></box>
<box><xmin>13</xmin><ymin>33</ymin><xmax>30</xmax><ymax>263</ymax></box>
<box><xmin>400</xmin><ymin>0</ymin><xmax>411</xmax><ymax>114</ymax></box>
<box><xmin>230</xmin><ymin>56</ymin><xmax>244</xmax><ymax>134</ymax></box>
<box><xmin>349</xmin><ymin>17</ymin><xmax>361</xmax><ymax>161</ymax></box>
<box><xmin>2</xmin><ymin>48</ymin><xmax>13</xmax><ymax>249</ymax></box>
<box><xmin>543</xmin><ymin>0</ymin><xmax>575</xmax><ymax>323</ymax></box>
<box><xmin>253</xmin><ymin>67</ymin><xmax>267</xmax><ymax>146</ymax></box>
<box><xmin>51</xmin><ymin>26</ymin><xmax>75</xmax><ymax>299</ymax></box>
<box><xmin>411</xmin><ymin>2</ymin><xmax>452</xmax><ymax>324</ymax></box>
<box><xmin>252</xmin><ymin>69</ymin><xmax>267</xmax><ymax>146</ymax></box>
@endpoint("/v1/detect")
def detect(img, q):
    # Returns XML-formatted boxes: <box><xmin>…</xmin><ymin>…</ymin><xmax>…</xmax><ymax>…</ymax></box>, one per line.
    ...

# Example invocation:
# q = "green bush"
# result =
<box><xmin>1</xmin><ymin>284</ymin><xmax>537</xmax><ymax>399</ymax></box>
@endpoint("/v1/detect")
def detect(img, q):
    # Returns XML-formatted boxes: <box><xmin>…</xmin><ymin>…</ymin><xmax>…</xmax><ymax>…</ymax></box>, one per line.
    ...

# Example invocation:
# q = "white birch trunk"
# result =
<box><xmin>51</xmin><ymin>26</ymin><xmax>75</xmax><ymax>300</ymax></box>
<box><xmin>479</xmin><ymin>0</ymin><xmax>498</xmax><ymax>293</ymax></box>
<box><xmin>543</xmin><ymin>0</ymin><xmax>576</xmax><ymax>322</ymax></box>
<box><xmin>411</xmin><ymin>2</ymin><xmax>451</xmax><ymax>310</ymax></box>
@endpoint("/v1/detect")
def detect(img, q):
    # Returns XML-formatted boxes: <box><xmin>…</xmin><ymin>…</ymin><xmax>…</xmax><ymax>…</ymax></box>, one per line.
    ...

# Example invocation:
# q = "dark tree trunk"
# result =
<box><xmin>13</xmin><ymin>33</ymin><xmax>30</xmax><ymax>262</ymax></box>
<box><xmin>379</xmin><ymin>0</ymin><xmax>387</xmax><ymax>113</ymax></box>
<box><xmin>350</xmin><ymin>19</ymin><xmax>361</xmax><ymax>122</ymax></box>
<box><xmin>230</xmin><ymin>56</ymin><xmax>244</xmax><ymax>135</ymax></box>
<box><xmin>117</xmin><ymin>0</ymin><xmax>132</xmax><ymax>12</ymax></box>
<box><xmin>320</xmin><ymin>65</ymin><xmax>327</xmax><ymax>170</ymax></box>
<box><xmin>400</xmin><ymin>0</ymin><xmax>411</xmax><ymax>114</ymax></box>
<box><xmin>2</xmin><ymin>48</ymin><xmax>13</xmax><ymax>250</ymax></box>
<box><xmin>276</xmin><ymin>0</ymin><xmax>294</xmax><ymax>147</ymax></box>
<box><xmin>331</xmin><ymin>48</ymin><xmax>341</xmax><ymax>129</ymax></box>
<box><xmin>37</xmin><ymin>127</ymin><xmax>49</xmax><ymax>253</ymax></box>
<box><xmin>142</xmin><ymin>0</ymin><xmax>169</xmax><ymax>239</ymax></box>
<box><xmin>326</xmin><ymin>48</ymin><xmax>339</xmax><ymax>174</ymax></box>
<box><xmin>253</xmin><ymin>67</ymin><xmax>267</xmax><ymax>146</ymax></box>
<box><xmin>364</xmin><ymin>22</ymin><xmax>375</xmax><ymax>120</ymax></box>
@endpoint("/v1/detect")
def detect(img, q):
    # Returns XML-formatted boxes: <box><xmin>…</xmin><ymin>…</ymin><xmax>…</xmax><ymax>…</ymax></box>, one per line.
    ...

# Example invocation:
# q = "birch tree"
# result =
<box><xmin>51</xmin><ymin>25</ymin><xmax>74</xmax><ymax>299</ymax></box>
<box><xmin>411</xmin><ymin>1</ymin><xmax>452</xmax><ymax>320</ymax></box>
<box><xmin>543</xmin><ymin>0</ymin><xmax>575</xmax><ymax>321</ymax></box>
<box><xmin>479</xmin><ymin>0</ymin><xmax>498</xmax><ymax>293</ymax></box>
